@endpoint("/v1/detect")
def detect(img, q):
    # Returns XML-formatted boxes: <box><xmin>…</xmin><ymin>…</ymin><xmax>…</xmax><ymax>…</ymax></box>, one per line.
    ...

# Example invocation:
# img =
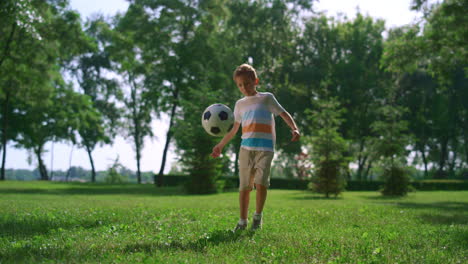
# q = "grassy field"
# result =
<box><xmin>0</xmin><ymin>181</ymin><xmax>467</xmax><ymax>263</ymax></box>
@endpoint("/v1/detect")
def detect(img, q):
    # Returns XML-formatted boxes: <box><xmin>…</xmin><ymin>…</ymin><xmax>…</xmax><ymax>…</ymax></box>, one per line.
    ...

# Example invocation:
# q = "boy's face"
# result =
<box><xmin>234</xmin><ymin>75</ymin><xmax>259</xmax><ymax>96</ymax></box>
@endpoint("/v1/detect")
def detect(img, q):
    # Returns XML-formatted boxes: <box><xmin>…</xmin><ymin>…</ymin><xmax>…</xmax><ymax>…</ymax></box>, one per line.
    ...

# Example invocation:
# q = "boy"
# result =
<box><xmin>211</xmin><ymin>64</ymin><xmax>300</xmax><ymax>231</ymax></box>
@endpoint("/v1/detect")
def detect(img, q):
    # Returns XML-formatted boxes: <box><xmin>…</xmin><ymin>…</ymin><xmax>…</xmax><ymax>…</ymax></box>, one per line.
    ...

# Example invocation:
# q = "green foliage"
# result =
<box><xmin>305</xmin><ymin>97</ymin><xmax>348</xmax><ymax>197</ymax></box>
<box><xmin>174</xmin><ymin>85</ymin><xmax>229</xmax><ymax>194</ymax></box>
<box><xmin>382</xmin><ymin>0</ymin><xmax>468</xmax><ymax>179</ymax></box>
<box><xmin>370</xmin><ymin>93</ymin><xmax>412</xmax><ymax>196</ymax></box>
<box><xmin>0</xmin><ymin>0</ymin><xmax>92</xmax><ymax>180</ymax></box>
<box><xmin>104</xmin><ymin>159</ymin><xmax>128</xmax><ymax>184</ymax></box>
<box><xmin>380</xmin><ymin>166</ymin><xmax>412</xmax><ymax>196</ymax></box>
<box><xmin>292</xmin><ymin>13</ymin><xmax>387</xmax><ymax>181</ymax></box>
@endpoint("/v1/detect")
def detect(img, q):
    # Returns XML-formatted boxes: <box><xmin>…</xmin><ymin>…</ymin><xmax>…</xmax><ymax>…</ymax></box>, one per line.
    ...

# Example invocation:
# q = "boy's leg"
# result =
<box><xmin>239</xmin><ymin>189</ymin><xmax>251</xmax><ymax>220</ymax></box>
<box><xmin>255</xmin><ymin>183</ymin><xmax>268</xmax><ymax>214</ymax></box>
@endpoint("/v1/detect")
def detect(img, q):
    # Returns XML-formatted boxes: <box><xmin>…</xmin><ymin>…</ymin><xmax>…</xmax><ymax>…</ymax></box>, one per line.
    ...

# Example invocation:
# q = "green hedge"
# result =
<box><xmin>156</xmin><ymin>175</ymin><xmax>468</xmax><ymax>191</ymax></box>
<box><xmin>411</xmin><ymin>180</ymin><xmax>468</xmax><ymax>191</ymax></box>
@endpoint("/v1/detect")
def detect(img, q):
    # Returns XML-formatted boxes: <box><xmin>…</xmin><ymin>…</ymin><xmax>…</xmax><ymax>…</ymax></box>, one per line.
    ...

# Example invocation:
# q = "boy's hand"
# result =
<box><xmin>291</xmin><ymin>129</ymin><xmax>300</xmax><ymax>142</ymax></box>
<box><xmin>211</xmin><ymin>144</ymin><xmax>223</xmax><ymax>158</ymax></box>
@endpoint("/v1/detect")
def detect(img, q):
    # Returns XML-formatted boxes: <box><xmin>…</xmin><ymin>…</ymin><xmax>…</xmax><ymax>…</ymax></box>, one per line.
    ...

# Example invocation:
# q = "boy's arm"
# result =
<box><xmin>211</xmin><ymin>121</ymin><xmax>241</xmax><ymax>158</ymax></box>
<box><xmin>279</xmin><ymin>111</ymin><xmax>300</xmax><ymax>142</ymax></box>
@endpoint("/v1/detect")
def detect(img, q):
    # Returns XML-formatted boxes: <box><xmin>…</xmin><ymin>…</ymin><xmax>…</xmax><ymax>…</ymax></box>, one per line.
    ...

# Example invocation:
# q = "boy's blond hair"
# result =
<box><xmin>233</xmin><ymin>63</ymin><xmax>257</xmax><ymax>81</ymax></box>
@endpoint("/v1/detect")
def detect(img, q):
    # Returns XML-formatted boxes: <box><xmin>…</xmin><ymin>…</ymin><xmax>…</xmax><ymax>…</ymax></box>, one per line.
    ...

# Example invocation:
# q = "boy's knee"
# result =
<box><xmin>239</xmin><ymin>186</ymin><xmax>253</xmax><ymax>192</ymax></box>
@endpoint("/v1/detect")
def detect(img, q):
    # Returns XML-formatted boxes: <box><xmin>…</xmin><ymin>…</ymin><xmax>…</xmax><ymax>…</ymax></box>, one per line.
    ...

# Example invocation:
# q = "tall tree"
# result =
<box><xmin>294</xmin><ymin>13</ymin><xmax>387</xmax><ymax>180</ymax></box>
<box><xmin>109</xmin><ymin>13</ymin><xmax>153</xmax><ymax>184</ymax></box>
<box><xmin>383</xmin><ymin>0</ymin><xmax>468</xmax><ymax>178</ymax></box>
<box><xmin>17</xmin><ymin>85</ymin><xmax>99</xmax><ymax>180</ymax></box>
<box><xmin>305</xmin><ymin>95</ymin><xmax>348</xmax><ymax>198</ymax></box>
<box><xmin>0</xmin><ymin>0</ymin><xmax>88</xmax><ymax>180</ymax></box>
<box><xmin>71</xmin><ymin>17</ymin><xmax>122</xmax><ymax>182</ymax></box>
<box><xmin>370</xmin><ymin>89</ymin><xmax>411</xmax><ymax>196</ymax></box>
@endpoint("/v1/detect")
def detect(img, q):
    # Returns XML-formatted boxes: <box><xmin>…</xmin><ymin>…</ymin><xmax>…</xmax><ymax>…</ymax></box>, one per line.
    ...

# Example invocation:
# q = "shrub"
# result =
<box><xmin>380</xmin><ymin>165</ymin><xmax>411</xmax><ymax>196</ymax></box>
<box><xmin>305</xmin><ymin>96</ymin><xmax>348</xmax><ymax>198</ymax></box>
<box><xmin>104</xmin><ymin>167</ymin><xmax>128</xmax><ymax>184</ymax></box>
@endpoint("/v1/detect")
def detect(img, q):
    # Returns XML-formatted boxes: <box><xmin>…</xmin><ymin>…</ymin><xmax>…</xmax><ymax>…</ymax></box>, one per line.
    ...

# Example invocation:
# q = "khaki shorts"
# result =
<box><xmin>238</xmin><ymin>148</ymin><xmax>274</xmax><ymax>191</ymax></box>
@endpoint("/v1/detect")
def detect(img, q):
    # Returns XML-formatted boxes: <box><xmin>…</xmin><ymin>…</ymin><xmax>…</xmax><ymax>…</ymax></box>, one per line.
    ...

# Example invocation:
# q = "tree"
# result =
<box><xmin>293</xmin><ymin>13</ymin><xmax>387</xmax><ymax>181</ymax></box>
<box><xmin>305</xmin><ymin>96</ymin><xmax>348</xmax><ymax>198</ymax></box>
<box><xmin>71</xmin><ymin>17</ymin><xmax>122</xmax><ymax>182</ymax></box>
<box><xmin>383</xmin><ymin>0</ymin><xmax>468</xmax><ymax>178</ymax></box>
<box><xmin>108</xmin><ymin>14</ymin><xmax>153</xmax><ymax>184</ymax></box>
<box><xmin>370</xmin><ymin>89</ymin><xmax>411</xmax><ymax>196</ymax></box>
<box><xmin>0</xmin><ymin>0</ymin><xmax>89</xmax><ymax>180</ymax></box>
<box><xmin>17</xmin><ymin>86</ymin><xmax>99</xmax><ymax>180</ymax></box>
<box><xmin>173</xmin><ymin>85</ymin><xmax>231</xmax><ymax>194</ymax></box>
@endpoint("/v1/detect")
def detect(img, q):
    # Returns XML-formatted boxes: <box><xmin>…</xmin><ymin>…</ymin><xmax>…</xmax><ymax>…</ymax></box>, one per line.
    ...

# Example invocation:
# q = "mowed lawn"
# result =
<box><xmin>0</xmin><ymin>181</ymin><xmax>467</xmax><ymax>263</ymax></box>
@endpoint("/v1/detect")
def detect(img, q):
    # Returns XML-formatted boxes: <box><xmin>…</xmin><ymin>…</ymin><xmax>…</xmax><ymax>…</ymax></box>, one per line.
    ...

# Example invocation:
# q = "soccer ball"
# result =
<box><xmin>202</xmin><ymin>104</ymin><xmax>234</xmax><ymax>137</ymax></box>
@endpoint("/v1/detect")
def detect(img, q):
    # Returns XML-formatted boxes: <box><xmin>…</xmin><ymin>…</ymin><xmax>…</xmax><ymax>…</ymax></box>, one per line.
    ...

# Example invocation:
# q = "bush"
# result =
<box><xmin>411</xmin><ymin>180</ymin><xmax>468</xmax><ymax>191</ymax></box>
<box><xmin>381</xmin><ymin>166</ymin><xmax>411</xmax><ymax>196</ymax></box>
<box><xmin>104</xmin><ymin>167</ymin><xmax>128</xmax><ymax>184</ymax></box>
<box><xmin>310</xmin><ymin>160</ymin><xmax>346</xmax><ymax>198</ymax></box>
<box><xmin>104</xmin><ymin>158</ymin><xmax>128</xmax><ymax>184</ymax></box>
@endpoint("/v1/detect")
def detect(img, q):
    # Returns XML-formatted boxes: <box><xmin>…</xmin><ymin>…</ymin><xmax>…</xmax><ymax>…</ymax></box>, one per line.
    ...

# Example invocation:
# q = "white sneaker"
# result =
<box><xmin>233</xmin><ymin>222</ymin><xmax>247</xmax><ymax>232</ymax></box>
<box><xmin>251</xmin><ymin>217</ymin><xmax>262</xmax><ymax>231</ymax></box>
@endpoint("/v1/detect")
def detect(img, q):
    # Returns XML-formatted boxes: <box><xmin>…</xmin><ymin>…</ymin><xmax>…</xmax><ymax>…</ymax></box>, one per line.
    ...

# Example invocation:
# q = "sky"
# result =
<box><xmin>6</xmin><ymin>0</ymin><xmax>424</xmax><ymax>173</ymax></box>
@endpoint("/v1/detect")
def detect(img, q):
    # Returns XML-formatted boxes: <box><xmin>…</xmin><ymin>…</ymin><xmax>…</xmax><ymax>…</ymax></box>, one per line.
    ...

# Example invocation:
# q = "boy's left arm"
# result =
<box><xmin>279</xmin><ymin>112</ymin><xmax>300</xmax><ymax>142</ymax></box>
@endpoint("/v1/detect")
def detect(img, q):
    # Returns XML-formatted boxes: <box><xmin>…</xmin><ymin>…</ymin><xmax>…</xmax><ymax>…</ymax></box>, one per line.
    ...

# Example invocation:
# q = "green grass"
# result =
<box><xmin>0</xmin><ymin>181</ymin><xmax>467</xmax><ymax>263</ymax></box>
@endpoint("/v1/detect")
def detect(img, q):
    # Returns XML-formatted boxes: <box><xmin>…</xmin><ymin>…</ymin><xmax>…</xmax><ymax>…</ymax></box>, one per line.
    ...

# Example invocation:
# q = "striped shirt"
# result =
<box><xmin>234</xmin><ymin>92</ymin><xmax>285</xmax><ymax>152</ymax></box>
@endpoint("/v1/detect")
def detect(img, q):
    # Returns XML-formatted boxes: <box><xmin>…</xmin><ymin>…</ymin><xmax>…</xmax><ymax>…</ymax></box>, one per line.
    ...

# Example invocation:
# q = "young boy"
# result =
<box><xmin>211</xmin><ymin>64</ymin><xmax>300</xmax><ymax>231</ymax></box>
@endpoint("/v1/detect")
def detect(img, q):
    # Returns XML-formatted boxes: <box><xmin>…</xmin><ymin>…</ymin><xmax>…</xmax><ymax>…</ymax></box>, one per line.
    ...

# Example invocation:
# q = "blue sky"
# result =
<box><xmin>6</xmin><ymin>0</ymin><xmax>424</xmax><ymax>173</ymax></box>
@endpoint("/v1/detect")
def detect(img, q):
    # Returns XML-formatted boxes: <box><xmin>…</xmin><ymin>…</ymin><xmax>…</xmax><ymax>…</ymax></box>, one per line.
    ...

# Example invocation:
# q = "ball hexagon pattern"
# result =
<box><xmin>201</xmin><ymin>104</ymin><xmax>234</xmax><ymax>137</ymax></box>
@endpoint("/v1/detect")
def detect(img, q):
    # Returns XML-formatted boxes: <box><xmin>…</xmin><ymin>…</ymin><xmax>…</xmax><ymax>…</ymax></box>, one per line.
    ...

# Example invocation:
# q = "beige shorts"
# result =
<box><xmin>238</xmin><ymin>148</ymin><xmax>274</xmax><ymax>191</ymax></box>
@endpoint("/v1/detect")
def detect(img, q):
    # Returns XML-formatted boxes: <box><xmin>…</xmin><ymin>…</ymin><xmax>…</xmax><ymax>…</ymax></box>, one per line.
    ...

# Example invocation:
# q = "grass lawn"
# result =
<box><xmin>0</xmin><ymin>181</ymin><xmax>467</xmax><ymax>263</ymax></box>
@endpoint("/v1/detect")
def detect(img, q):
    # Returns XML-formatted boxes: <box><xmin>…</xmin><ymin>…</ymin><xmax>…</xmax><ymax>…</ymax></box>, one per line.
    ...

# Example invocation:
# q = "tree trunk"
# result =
<box><xmin>356</xmin><ymin>139</ymin><xmax>366</xmax><ymax>181</ymax></box>
<box><xmin>364</xmin><ymin>161</ymin><xmax>373</xmax><ymax>181</ymax></box>
<box><xmin>66</xmin><ymin>145</ymin><xmax>74</xmax><ymax>182</ymax></box>
<box><xmin>129</xmin><ymin>76</ymin><xmax>142</xmax><ymax>184</ymax></box>
<box><xmin>1</xmin><ymin>90</ymin><xmax>11</xmax><ymax>181</ymax></box>
<box><xmin>136</xmin><ymin>146</ymin><xmax>141</xmax><ymax>184</ymax></box>
<box><xmin>133</xmin><ymin>122</ymin><xmax>142</xmax><ymax>183</ymax></box>
<box><xmin>357</xmin><ymin>155</ymin><xmax>368</xmax><ymax>181</ymax></box>
<box><xmin>436</xmin><ymin>138</ymin><xmax>449</xmax><ymax>179</ymax></box>
<box><xmin>419</xmin><ymin>145</ymin><xmax>429</xmax><ymax>178</ymax></box>
<box><xmin>35</xmin><ymin>146</ymin><xmax>48</xmax><ymax>180</ymax></box>
<box><xmin>157</xmin><ymin>88</ymin><xmax>178</xmax><ymax>187</ymax></box>
<box><xmin>86</xmin><ymin>144</ymin><xmax>96</xmax><ymax>182</ymax></box>
<box><xmin>50</xmin><ymin>141</ymin><xmax>54</xmax><ymax>180</ymax></box>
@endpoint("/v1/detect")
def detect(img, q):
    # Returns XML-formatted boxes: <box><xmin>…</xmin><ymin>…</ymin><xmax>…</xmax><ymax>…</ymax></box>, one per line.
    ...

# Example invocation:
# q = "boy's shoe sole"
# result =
<box><xmin>251</xmin><ymin>218</ymin><xmax>262</xmax><ymax>231</ymax></box>
<box><xmin>233</xmin><ymin>223</ymin><xmax>247</xmax><ymax>232</ymax></box>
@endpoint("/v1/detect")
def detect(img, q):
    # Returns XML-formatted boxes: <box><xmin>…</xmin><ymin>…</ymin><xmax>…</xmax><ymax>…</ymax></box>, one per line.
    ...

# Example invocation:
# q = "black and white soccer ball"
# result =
<box><xmin>201</xmin><ymin>104</ymin><xmax>234</xmax><ymax>137</ymax></box>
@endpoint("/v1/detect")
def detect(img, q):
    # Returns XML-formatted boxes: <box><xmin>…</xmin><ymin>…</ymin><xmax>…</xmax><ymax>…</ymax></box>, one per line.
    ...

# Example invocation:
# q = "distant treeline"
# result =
<box><xmin>5</xmin><ymin>167</ymin><xmax>155</xmax><ymax>183</ymax></box>
<box><xmin>6</xmin><ymin>164</ymin><xmax>459</xmax><ymax>183</ymax></box>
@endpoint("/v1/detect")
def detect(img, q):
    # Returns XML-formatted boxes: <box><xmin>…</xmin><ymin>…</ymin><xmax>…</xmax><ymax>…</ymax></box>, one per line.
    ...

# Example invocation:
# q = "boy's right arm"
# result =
<box><xmin>211</xmin><ymin>121</ymin><xmax>240</xmax><ymax>158</ymax></box>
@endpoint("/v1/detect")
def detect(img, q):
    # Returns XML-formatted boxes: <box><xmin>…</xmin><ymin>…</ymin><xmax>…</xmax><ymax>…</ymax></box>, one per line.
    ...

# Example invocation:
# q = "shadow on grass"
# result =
<box><xmin>0</xmin><ymin>183</ymin><xmax>188</xmax><ymax>196</ymax></box>
<box><xmin>0</xmin><ymin>215</ymin><xmax>108</xmax><ymax>239</ymax></box>
<box><xmin>383</xmin><ymin>201</ymin><xmax>468</xmax><ymax>249</ymax></box>
<box><xmin>288</xmin><ymin>192</ymin><xmax>344</xmax><ymax>200</ymax></box>
<box><xmin>396</xmin><ymin>201</ymin><xmax>468</xmax><ymax>212</ymax></box>
<box><xmin>124</xmin><ymin>229</ymin><xmax>254</xmax><ymax>253</ymax></box>
<box><xmin>359</xmin><ymin>194</ymin><xmax>408</xmax><ymax>200</ymax></box>
<box><xmin>1</xmin><ymin>229</ymin><xmax>255</xmax><ymax>262</ymax></box>
<box><xmin>419</xmin><ymin>213</ymin><xmax>468</xmax><ymax>226</ymax></box>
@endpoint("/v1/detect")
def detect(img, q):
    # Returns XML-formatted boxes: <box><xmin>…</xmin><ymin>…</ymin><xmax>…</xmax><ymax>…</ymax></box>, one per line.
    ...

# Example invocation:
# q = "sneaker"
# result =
<box><xmin>233</xmin><ymin>222</ymin><xmax>247</xmax><ymax>232</ymax></box>
<box><xmin>251</xmin><ymin>217</ymin><xmax>262</xmax><ymax>231</ymax></box>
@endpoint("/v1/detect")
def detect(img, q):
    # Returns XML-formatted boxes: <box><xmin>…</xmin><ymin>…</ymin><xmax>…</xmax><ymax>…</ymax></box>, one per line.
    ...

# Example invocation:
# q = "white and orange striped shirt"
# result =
<box><xmin>234</xmin><ymin>92</ymin><xmax>285</xmax><ymax>152</ymax></box>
